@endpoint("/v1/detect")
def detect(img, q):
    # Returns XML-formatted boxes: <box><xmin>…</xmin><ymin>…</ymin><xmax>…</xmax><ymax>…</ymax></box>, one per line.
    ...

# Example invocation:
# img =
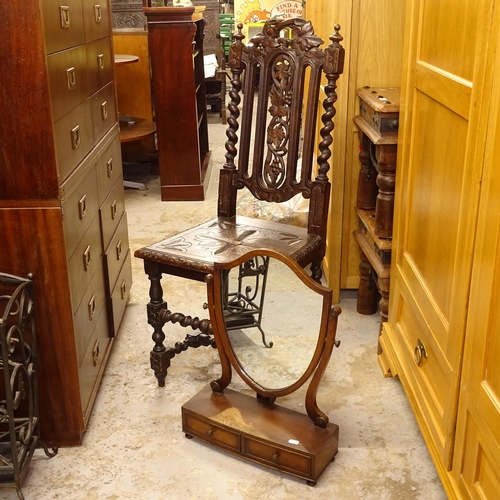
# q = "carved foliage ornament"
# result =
<box><xmin>238</xmin><ymin>18</ymin><xmax>327</xmax><ymax>200</ymax></box>
<box><xmin>249</xmin><ymin>17</ymin><xmax>324</xmax><ymax>54</ymax></box>
<box><xmin>264</xmin><ymin>55</ymin><xmax>294</xmax><ymax>189</ymax></box>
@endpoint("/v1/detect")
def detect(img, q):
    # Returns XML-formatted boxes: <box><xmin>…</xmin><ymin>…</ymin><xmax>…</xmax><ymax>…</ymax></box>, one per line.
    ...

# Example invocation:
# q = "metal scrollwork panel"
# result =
<box><xmin>0</xmin><ymin>273</ymin><xmax>57</xmax><ymax>497</ymax></box>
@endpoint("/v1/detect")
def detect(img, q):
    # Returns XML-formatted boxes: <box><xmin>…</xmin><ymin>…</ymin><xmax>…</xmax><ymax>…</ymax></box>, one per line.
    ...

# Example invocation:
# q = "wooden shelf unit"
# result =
<box><xmin>353</xmin><ymin>87</ymin><xmax>399</xmax><ymax>328</ymax></box>
<box><xmin>144</xmin><ymin>6</ymin><xmax>212</xmax><ymax>201</ymax></box>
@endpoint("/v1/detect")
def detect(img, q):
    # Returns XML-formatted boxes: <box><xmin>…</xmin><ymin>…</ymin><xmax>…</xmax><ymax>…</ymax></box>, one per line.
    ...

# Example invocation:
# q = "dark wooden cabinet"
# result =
<box><xmin>144</xmin><ymin>6</ymin><xmax>212</xmax><ymax>201</ymax></box>
<box><xmin>191</xmin><ymin>0</ymin><xmax>221</xmax><ymax>59</ymax></box>
<box><xmin>353</xmin><ymin>87</ymin><xmax>400</xmax><ymax>330</ymax></box>
<box><xmin>0</xmin><ymin>0</ymin><xmax>131</xmax><ymax>446</ymax></box>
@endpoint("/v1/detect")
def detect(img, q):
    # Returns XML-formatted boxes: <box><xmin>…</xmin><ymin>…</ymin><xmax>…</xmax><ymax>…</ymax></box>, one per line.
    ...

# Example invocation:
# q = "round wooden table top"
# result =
<box><xmin>114</xmin><ymin>53</ymin><xmax>155</xmax><ymax>143</ymax></box>
<box><xmin>114</xmin><ymin>54</ymin><xmax>139</xmax><ymax>65</ymax></box>
<box><xmin>119</xmin><ymin>117</ymin><xmax>156</xmax><ymax>143</ymax></box>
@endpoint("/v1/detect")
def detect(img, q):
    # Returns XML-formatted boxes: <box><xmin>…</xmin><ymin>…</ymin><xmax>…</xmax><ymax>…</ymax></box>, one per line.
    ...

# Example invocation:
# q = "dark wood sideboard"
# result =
<box><xmin>0</xmin><ymin>0</ymin><xmax>131</xmax><ymax>446</ymax></box>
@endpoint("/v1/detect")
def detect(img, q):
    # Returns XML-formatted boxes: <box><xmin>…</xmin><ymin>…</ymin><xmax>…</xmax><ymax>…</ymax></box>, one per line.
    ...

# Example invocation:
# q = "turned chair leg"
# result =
<box><xmin>144</xmin><ymin>261</ymin><xmax>169</xmax><ymax>386</ymax></box>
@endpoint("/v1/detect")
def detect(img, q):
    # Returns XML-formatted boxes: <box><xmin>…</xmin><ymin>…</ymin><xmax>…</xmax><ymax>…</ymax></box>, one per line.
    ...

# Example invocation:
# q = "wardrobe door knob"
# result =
<box><xmin>414</xmin><ymin>339</ymin><xmax>427</xmax><ymax>367</ymax></box>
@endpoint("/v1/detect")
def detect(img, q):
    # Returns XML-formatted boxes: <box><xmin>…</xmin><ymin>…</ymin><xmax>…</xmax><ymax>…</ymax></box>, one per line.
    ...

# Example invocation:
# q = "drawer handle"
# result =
<box><xmin>106</xmin><ymin>158</ymin><xmax>114</xmax><ymax>178</ymax></box>
<box><xmin>92</xmin><ymin>339</ymin><xmax>100</xmax><ymax>366</ymax></box>
<box><xmin>110</xmin><ymin>200</ymin><xmax>117</xmax><ymax>220</ymax></box>
<box><xmin>272</xmin><ymin>452</ymin><xmax>279</xmax><ymax>463</ymax></box>
<box><xmin>414</xmin><ymin>339</ymin><xmax>427</xmax><ymax>367</ymax></box>
<box><xmin>78</xmin><ymin>194</ymin><xmax>87</xmax><ymax>219</ymax></box>
<box><xmin>83</xmin><ymin>244</ymin><xmax>92</xmax><ymax>271</ymax></box>
<box><xmin>94</xmin><ymin>4</ymin><xmax>102</xmax><ymax>23</ymax></box>
<box><xmin>60</xmin><ymin>6</ymin><xmax>70</xmax><ymax>29</ymax></box>
<box><xmin>116</xmin><ymin>239</ymin><xmax>122</xmax><ymax>260</ymax></box>
<box><xmin>120</xmin><ymin>279</ymin><xmax>127</xmax><ymax>300</ymax></box>
<box><xmin>97</xmin><ymin>53</ymin><xmax>105</xmax><ymax>71</ymax></box>
<box><xmin>206</xmin><ymin>429</ymin><xmax>213</xmax><ymax>437</ymax></box>
<box><xmin>101</xmin><ymin>100</ymin><xmax>108</xmax><ymax>121</ymax></box>
<box><xmin>67</xmin><ymin>67</ymin><xmax>76</xmax><ymax>91</ymax></box>
<box><xmin>88</xmin><ymin>293</ymin><xmax>96</xmax><ymax>321</ymax></box>
<box><xmin>71</xmin><ymin>125</ymin><xmax>81</xmax><ymax>150</ymax></box>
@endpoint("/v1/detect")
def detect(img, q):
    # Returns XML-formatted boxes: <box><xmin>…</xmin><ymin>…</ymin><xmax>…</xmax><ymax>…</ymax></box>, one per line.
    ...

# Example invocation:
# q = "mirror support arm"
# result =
<box><xmin>206</xmin><ymin>274</ymin><xmax>233</xmax><ymax>393</ymax></box>
<box><xmin>305</xmin><ymin>305</ymin><xmax>342</xmax><ymax>427</ymax></box>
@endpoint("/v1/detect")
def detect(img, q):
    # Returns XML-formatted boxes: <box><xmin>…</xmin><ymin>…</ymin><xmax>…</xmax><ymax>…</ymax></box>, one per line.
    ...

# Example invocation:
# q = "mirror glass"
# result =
<box><xmin>221</xmin><ymin>256</ymin><xmax>324</xmax><ymax>391</ymax></box>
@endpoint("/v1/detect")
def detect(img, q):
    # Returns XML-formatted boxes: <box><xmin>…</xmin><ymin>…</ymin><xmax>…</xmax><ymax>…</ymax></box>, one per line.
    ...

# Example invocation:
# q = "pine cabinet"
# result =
<box><xmin>0</xmin><ymin>0</ymin><xmax>131</xmax><ymax>446</ymax></box>
<box><xmin>379</xmin><ymin>0</ymin><xmax>500</xmax><ymax>497</ymax></box>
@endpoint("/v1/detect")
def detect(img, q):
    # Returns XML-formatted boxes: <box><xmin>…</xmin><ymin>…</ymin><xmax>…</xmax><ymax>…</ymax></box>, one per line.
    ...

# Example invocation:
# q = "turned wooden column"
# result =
<box><xmin>374</xmin><ymin>143</ymin><xmax>398</xmax><ymax>238</ymax></box>
<box><xmin>354</xmin><ymin>87</ymin><xmax>400</xmax><ymax>239</ymax></box>
<box><xmin>356</xmin><ymin>132</ymin><xmax>378</xmax><ymax>210</ymax></box>
<box><xmin>356</xmin><ymin>248</ymin><xmax>378</xmax><ymax>314</ymax></box>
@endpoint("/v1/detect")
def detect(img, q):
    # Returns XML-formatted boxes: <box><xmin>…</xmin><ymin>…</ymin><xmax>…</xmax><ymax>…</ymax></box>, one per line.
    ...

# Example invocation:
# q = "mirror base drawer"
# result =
<box><xmin>181</xmin><ymin>385</ymin><xmax>339</xmax><ymax>485</ymax></box>
<box><xmin>182</xmin><ymin>411</ymin><xmax>241</xmax><ymax>453</ymax></box>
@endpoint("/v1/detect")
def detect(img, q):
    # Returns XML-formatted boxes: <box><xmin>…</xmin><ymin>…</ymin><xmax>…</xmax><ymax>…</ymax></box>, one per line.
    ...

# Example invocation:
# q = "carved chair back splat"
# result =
<box><xmin>220</xmin><ymin>19</ymin><xmax>344</xmax><ymax>249</ymax></box>
<box><xmin>134</xmin><ymin>18</ymin><xmax>344</xmax><ymax>387</ymax></box>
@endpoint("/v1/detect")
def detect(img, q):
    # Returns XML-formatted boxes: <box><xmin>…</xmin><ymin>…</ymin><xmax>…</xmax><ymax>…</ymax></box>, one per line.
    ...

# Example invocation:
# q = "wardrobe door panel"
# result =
<box><xmin>453</xmin><ymin>22</ymin><xmax>500</xmax><ymax>492</ymax></box>
<box><xmin>382</xmin><ymin>0</ymin><xmax>495</xmax><ymax>467</ymax></box>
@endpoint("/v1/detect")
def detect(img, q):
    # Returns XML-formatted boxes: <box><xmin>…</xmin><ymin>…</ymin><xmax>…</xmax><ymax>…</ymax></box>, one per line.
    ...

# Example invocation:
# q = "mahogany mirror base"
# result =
<box><xmin>182</xmin><ymin>385</ymin><xmax>339</xmax><ymax>485</ymax></box>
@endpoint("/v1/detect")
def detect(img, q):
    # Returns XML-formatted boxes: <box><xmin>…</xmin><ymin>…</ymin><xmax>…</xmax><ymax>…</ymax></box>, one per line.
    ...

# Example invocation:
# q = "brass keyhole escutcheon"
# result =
<box><xmin>414</xmin><ymin>339</ymin><xmax>427</xmax><ymax>367</ymax></box>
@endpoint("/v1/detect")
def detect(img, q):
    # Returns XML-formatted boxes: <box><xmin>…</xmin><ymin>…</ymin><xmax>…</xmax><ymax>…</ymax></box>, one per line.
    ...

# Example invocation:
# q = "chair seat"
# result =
<box><xmin>134</xmin><ymin>215</ymin><xmax>324</xmax><ymax>276</ymax></box>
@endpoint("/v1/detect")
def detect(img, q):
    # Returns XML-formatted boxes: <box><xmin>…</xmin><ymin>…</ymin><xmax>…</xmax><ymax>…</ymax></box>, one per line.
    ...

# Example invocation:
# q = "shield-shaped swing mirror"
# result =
<box><xmin>181</xmin><ymin>249</ymin><xmax>342</xmax><ymax>485</ymax></box>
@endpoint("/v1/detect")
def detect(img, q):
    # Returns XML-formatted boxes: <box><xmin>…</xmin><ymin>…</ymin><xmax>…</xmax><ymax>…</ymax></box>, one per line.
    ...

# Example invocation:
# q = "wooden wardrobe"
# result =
<box><xmin>379</xmin><ymin>0</ymin><xmax>500</xmax><ymax>497</ymax></box>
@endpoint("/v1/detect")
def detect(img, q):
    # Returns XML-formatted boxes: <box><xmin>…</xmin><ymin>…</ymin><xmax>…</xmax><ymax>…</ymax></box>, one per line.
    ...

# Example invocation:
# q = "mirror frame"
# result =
<box><xmin>206</xmin><ymin>249</ymin><xmax>341</xmax><ymax>426</ymax></box>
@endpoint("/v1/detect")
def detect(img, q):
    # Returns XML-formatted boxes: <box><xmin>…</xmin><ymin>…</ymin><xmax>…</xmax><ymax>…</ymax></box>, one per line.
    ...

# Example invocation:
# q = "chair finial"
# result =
<box><xmin>234</xmin><ymin>23</ymin><xmax>245</xmax><ymax>44</ymax></box>
<box><xmin>329</xmin><ymin>24</ymin><xmax>343</xmax><ymax>44</ymax></box>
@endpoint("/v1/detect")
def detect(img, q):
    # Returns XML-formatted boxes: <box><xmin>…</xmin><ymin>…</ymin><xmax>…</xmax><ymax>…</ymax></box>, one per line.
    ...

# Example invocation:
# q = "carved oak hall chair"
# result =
<box><xmin>134</xmin><ymin>18</ymin><xmax>345</xmax><ymax>387</ymax></box>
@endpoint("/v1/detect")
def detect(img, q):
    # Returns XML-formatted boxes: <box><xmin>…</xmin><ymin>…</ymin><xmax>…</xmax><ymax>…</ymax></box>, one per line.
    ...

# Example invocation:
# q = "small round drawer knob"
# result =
<box><xmin>414</xmin><ymin>339</ymin><xmax>427</xmax><ymax>367</ymax></box>
<box><xmin>272</xmin><ymin>452</ymin><xmax>279</xmax><ymax>463</ymax></box>
<box><xmin>206</xmin><ymin>429</ymin><xmax>213</xmax><ymax>437</ymax></box>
